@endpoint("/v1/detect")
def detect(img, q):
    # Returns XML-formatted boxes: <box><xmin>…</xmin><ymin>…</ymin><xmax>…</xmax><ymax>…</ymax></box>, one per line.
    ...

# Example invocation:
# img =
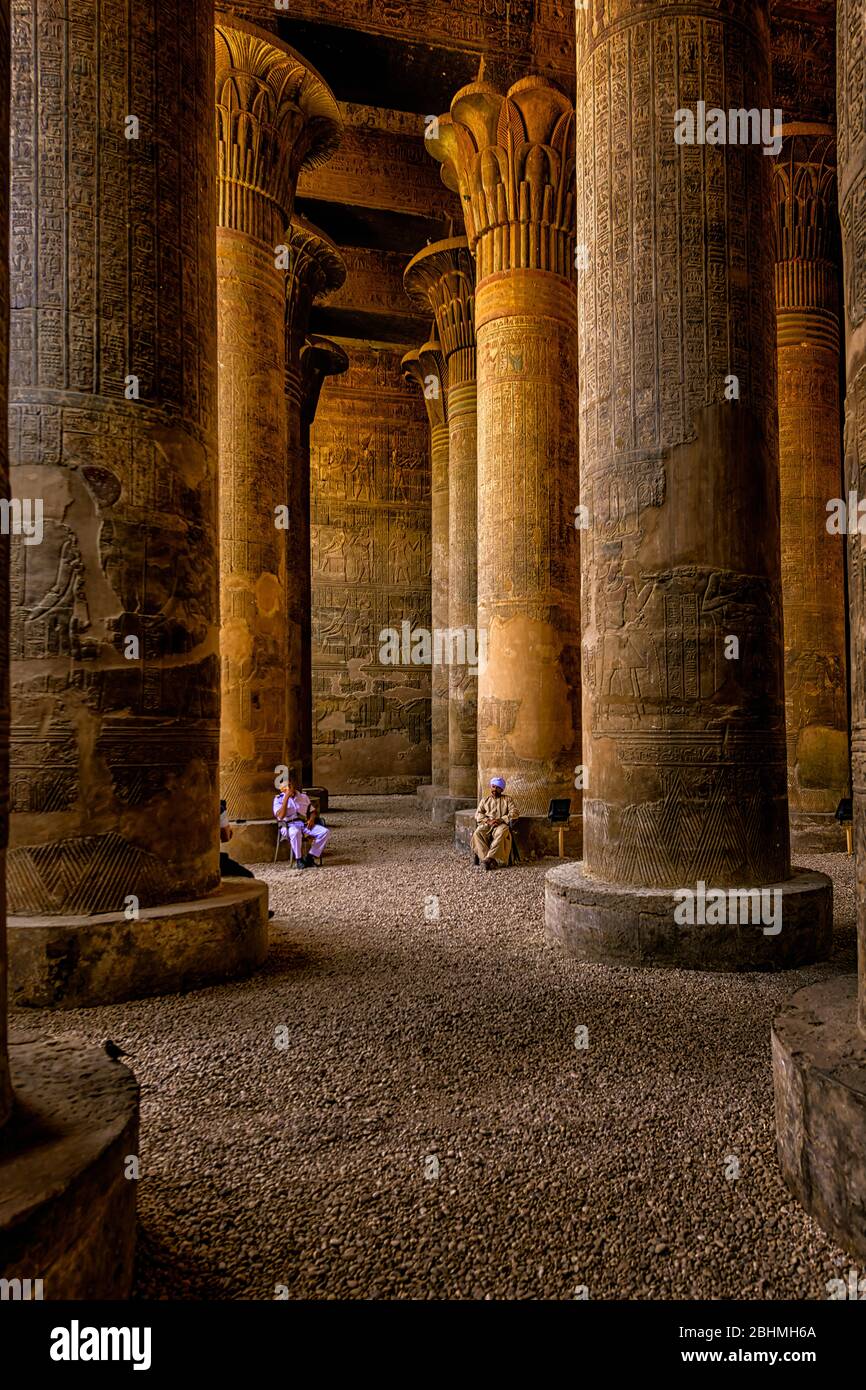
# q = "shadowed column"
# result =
<box><xmin>215</xmin><ymin>19</ymin><xmax>340</xmax><ymax>818</ymax></box>
<box><xmin>543</xmin><ymin>0</ymin><xmax>830</xmax><ymax>968</ymax></box>
<box><xmin>428</xmin><ymin>87</ymin><xmax>580</xmax><ymax>820</ymax></box>
<box><xmin>284</xmin><ymin>218</ymin><xmax>345</xmax><ymax>788</ymax></box>
<box><xmin>0</xmin><ymin>0</ymin><xmax>10</xmax><ymax>1128</ymax></box>
<box><xmin>772</xmin><ymin>0</ymin><xmax>866</xmax><ymax>1262</ymax></box>
<box><xmin>773</xmin><ymin>131</ymin><xmax>849</xmax><ymax>853</ymax></box>
<box><xmin>402</xmin><ymin>337</ymin><xmax>450</xmax><ymax>801</ymax></box>
<box><xmin>299</xmin><ymin>336</ymin><xmax>349</xmax><ymax>789</ymax></box>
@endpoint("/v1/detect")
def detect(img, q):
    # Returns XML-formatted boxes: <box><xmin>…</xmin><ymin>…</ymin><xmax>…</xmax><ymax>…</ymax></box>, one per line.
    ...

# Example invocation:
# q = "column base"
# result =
<box><xmin>773</xmin><ymin>976</ymin><xmax>866</xmax><ymax>1261</ymax></box>
<box><xmin>456</xmin><ymin>810</ymin><xmax>583</xmax><ymax>860</ymax></box>
<box><xmin>304</xmin><ymin>786</ymin><xmax>328</xmax><ymax>813</ymax></box>
<box><xmin>544</xmin><ymin>864</ymin><xmax>832</xmax><ymax>970</ymax></box>
<box><xmin>8</xmin><ymin>880</ymin><xmax>269</xmax><ymax>1008</ymax></box>
<box><xmin>416</xmin><ymin>783</ymin><xmax>446</xmax><ymax>808</ymax></box>
<box><xmin>0</xmin><ymin>1033</ymin><xmax>139</xmax><ymax>1298</ymax></box>
<box><xmin>789</xmin><ymin>811</ymin><xmax>847</xmax><ymax>855</ymax></box>
<box><xmin>432</xmin><ymin>794</ymin><xmax>476</xmax><ymax>826</ymax></box>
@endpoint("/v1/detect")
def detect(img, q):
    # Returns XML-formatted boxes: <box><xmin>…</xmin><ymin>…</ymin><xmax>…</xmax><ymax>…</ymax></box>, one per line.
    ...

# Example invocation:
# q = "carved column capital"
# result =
<box><xmin>401</xmin><ymin>338</ymin><xmax>448</xmax><ymax>431</ymax></box>
<box><xmin>300</xmin><ymin>334</ymin><xmax>349</xmax><ymax>428</ymax></box>
<box><xmin>404</xmin><ymin>238</ymin><xmax>475</xmax><ymax>387</ymax></box>
<box><xmin>772</xmin><ymin>127</ymin><xmax>839</xmax><ymax>351</ymax></box>
<box><xmin>215</xmin><ymin>19</ymin><xmax>341</xmax><ymax>243</ymax></box>
<box><xmin>426</xmin><ymin>77</ymin><xmax>575</xmax><ymax>283</ymax></box>
<box><xmin>285</xmin><ymin>216</ymin><xmax>346</xmax><ymax>403</ymax></box>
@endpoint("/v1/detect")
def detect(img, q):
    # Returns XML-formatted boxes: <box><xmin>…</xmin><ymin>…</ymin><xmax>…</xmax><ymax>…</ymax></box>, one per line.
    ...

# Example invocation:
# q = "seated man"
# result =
<box><xmin>273</xmin><ymin>778</ymin><xmax>331</xmax><ymax>869</ymax></box>
<box><xmin>471</xmin><ymin>776</ymin><xmax>518</xmax><ymax>870</ymax></box>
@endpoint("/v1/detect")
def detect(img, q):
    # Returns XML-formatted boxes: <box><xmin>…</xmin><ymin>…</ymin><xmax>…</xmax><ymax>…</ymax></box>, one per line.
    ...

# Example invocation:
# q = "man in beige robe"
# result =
<box><xmin>471</xmin><ymin>776</ymin><xmax>519</xmax><ymax>870</ymax></box>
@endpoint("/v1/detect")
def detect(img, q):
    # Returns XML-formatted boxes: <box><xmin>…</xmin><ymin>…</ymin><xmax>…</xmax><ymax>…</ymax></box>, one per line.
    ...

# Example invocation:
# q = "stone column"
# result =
<box><xmin>299</xmin><ymin>335</ymin><xmax>349</xmax><ymax>790</ymax></box>
<box><xmin>428</xmin><ymin>88</ymin><xmax>581</xmax><ymax>832</ymax></box>
<box><xmin>773</xmin><ymin>0</ymin><xmax>866</xmax><ymax>1261</ymax></box>
<box><xmin>215</xmin><ymin>19</ymin><xmax>340</xmax><ymax>819</ymax></box>
<box><xmin>543</xmin><ymin>0</ymin><xmax>830</xmax><ymax>968</ymax></box>
<box><xmin>401</xmin><ymin>335</ymin><xmax>450</xmax><ymax>804</ymax></box>
<box><xmin>284</xmin><ymin>218</ymin><xmax>345</xmax><ymax>789</ymax></box>
<box><xmin>0</xmin><ymin>0</ymin><xmax>10</xmax><ymax>1130</ymax></box>
<box><xmin>404</xmin><ymin>239</ymin><xmax>478</xmax><ymax>817</ymax></box>
<box><xmin>773</xmin><ymin>131</ymin><xmax>848</xmax><ymax>852</ymax></box>
<box><xmin>4</xmin><ymin>0</ymin><xmax>267</xmax><ymax>1009</ymax></box>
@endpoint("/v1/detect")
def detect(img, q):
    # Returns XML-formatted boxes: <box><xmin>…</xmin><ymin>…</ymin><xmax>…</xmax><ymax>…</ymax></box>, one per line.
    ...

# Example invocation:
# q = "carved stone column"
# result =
<box><xmin>215</xmin><ymin>19</ymin><xmax>340</xmax><ymax>819</ymax></box>
<box><xmin>404</xmin><ymin>241</ymin><xmax>477</xmax><ymax>814</ymax></box>
<box><xmin>773</xmin><ymin>0</ymin><xmax>866</xmax><ymax>1261</ymax></box>
<box><xmin>402</xmin><ymin>336</ymin><xmax>450</xmax><ymax>804</ymax></box>
<box><xmin>299</xmin><ymin>335</ymin><xmax>348</xmax><ymax>790</ymax></box>
<box><xmin>0</xmin><ymin>0</ymin><xmax>10</xmax><ymax>1131</ymax></box>
<box><xmin>428</xmin><ymin>86</ymin><xmax>581</xmax><ymax>830</ymax></box>
<box><xmin>3</xmin><ymin>0</ymin><xmax>267</xmax><ymax>1012</ymax></box>
<box><xmin>284</xmin><ymin>218</ymin><xmax>345</xmax><ymax>788</ymax></box>
<box><xmin>773</xmin><ymin>131</ymin><xmax>848</xmax><ymax>852</ymax></box>
<box><xmin>543</xmin><ymin>0</ymin><xmax>830</xmax><ymax>968</ymax></box>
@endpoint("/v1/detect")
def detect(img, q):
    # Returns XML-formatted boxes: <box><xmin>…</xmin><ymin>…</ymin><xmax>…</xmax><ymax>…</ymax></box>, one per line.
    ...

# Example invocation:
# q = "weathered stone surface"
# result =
<box><xmin>839</xmin><ymin>0</ymin><xmax>866</xmax><ymax>1031</ymax></box>
<box><xmin>773</xmin><ymin>975</ymin><xmax>866</xmax><ymax>1260</ymax></box>
<box><xmin>405</xmin><ymin>240</ymin><xmax>480</xmax><ymax>801</ymax></box>
<box><xmin>0</xmin><ymin>0</ymin><xmax>10</xmax><ymax>1129</ymax></box>
<box><xmin>8</xmin><ymin>0</ymin><xmax>221</xmax><ymax>915</ymax></box>
<box><xmin>216</xmin><ymin>19</ymin><xmax>341</xmax><ymax>819</ymax></box>
<box><xmin>455</xmin><ymin>808</ymin><xmax>582</xmax><ymax>862</ymax></box>
<box><xmin>299</xmin><ymin>337</ymin><xmax>348</xmax><ymax>786</ymax></box>
<box><xmin>428</xmin><ymin>82</ymin><xmax>581</xmax><ymax>816</ymax></box>
<box><xmin>402</xmin><ymin>339</ymin><xmax>450</xmax><ymax>795</ymax></box>
<box><xmin>310</xmin><ymin>347</ymin><xmax>432</xmax><ymax>793</ymax></box>
<box><xmin>572</xmin><ymin>2</ymin><xmax>794</xmax><ymax>924</ymax></box>
<box><xmin>8</xmin><ymin>880</ymin><xmax>268</xmax><ymax>1009</ymax></box>
<box><xmin>0</xmin><ymin>1033</ymin><xmax>138</xmax><ymax>1297</ymax></box>
<box><xmin>773</xmin><ymin>128</ymin><xmax>848</xmax><ymax>854</ymax></box>
<box><xmin>546</xmin><ymin>864</ymin><xmax>832</xmax><ymax>971</ymax></box>
<box><xmin>284</xmin><ymin>220</ymin><xmax>346</xmax><ymax>788</ymax></box>
<box><xmin>431</xmin><ymin>794</ymin><xmax>475</xmax><ymax>828</ymax></box>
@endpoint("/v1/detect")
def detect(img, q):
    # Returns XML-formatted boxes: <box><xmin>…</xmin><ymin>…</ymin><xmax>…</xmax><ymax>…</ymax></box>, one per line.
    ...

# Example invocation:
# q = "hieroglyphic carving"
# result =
<box><xmin>327</xmin><ymin>247</ymin><xmax>431</xmax><ymax>331</ymax></box>
<box><xmin>428</xmin><ymin>82</ymin><xmax>580</xmax><ymax>814</ymax></box>
<box><xmin>7</xmin><ymin>0</ymin><xmax>221</xmax><ymax>915</ymax></box>
<box><xmin>215</xmin><ymin>20</ymin><xmax>341</xmax><ymax>816</ymax></box>
<box><xmin>284</xmin><ymin>221</ymin><xmax>345</xmax><ymax>785</ymax></box>
<box><xmin>405</xmin><ymin>238</ymin><xmax>478</xmax><ymax>797</ymax></box>
<box><xmin>772</xmin><ymin>130</ymin><xmax>848</xmax><ymax>842</ymax></box>
<box><xmin>0</xmin><ymin>0</ymin><xmax>11</xmax><ymax>1124</ymax></box>
<box><xmin>771</xmin><ymin>1</ymin><xmax>836</xmax><ymax>126</ymax></box>
<box><xmin>297</xmin><ymin>121</ymin><xmax>460</xmax><ymax>222</ymax></box>
<box><xmin>403</xmin><ymin>339</ymin><xmax>450</xmax><ymax>789</ymax></box>
<box><xmin>838</xmin><ymin>0</ymin><xmax>866</xmax><ymax>1025</ymax></box>
<box><xmin>311</xmin><ymin>348</ymin><xmax>432</xmax><ymax>792</ymax></box>
<box><xmin>575</xmin><ymin>0</ymin><xmax>789</xmax><ymax>887</ymax></box>
<box><xmin>243</xmin><ymin>0</ymin><xmax>575</xmax><ymax>88</ymax></box>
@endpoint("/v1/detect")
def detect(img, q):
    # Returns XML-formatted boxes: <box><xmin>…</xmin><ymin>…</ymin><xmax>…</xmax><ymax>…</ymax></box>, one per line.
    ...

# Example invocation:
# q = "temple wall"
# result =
<box><xmin>310</xmin><ymin>345</ymin><xmax>432</xmax><ymax>792</ymax></box>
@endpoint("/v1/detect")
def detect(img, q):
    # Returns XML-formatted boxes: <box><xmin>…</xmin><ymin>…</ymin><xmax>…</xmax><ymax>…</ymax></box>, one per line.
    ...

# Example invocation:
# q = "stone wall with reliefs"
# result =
<box><xmin>7</xmin><ymin>0</ymin><xmax>221</xmax><ymax>916</ymax></box>
<box><xmin>0</xmin><ymin>0</ymin><xmax>11</xmax><ymax>1124</ymax></box>
<box><xmin>310</xmin><ymin>347</ymin><xmax>432</xmax><ymax>792</ymax></box>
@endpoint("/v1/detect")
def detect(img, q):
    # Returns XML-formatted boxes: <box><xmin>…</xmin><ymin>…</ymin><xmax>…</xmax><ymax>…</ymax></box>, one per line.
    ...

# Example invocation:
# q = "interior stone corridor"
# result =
<box><xmin>20</xmin><ymin>797</ymin><xmax>855</xmax><ymax>1302</ymax></box>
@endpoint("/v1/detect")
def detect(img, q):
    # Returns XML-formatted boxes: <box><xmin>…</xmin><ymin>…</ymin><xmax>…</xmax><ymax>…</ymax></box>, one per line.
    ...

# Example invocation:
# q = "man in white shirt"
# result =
<box><xmin>273</xmin><ymin>779</ymin><xmax>331</xmax><ymax>868</ymax></box>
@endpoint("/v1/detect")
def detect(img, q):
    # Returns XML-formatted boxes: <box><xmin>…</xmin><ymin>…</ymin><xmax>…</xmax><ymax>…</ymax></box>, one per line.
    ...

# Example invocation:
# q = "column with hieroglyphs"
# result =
<box><xmin>215</xmin><ymin>18</ymin><xmax>341</xmax><ymax>819</ymax></box>
<box><xmin>543</xmin><ymin>0</ymin><xmax>830</xmax><ymax>968</ymax></box>
<box><xmin>402</xmin><ymin>336</ymin><xmax>450</xmax><ymax>806</ymax></box>
<box><xmin>427</xmin><ymin>87</ymin><xmax>581</xmax><ymax>834</ymax></box>
<box><xmin>773</xmin><ymin>130</ymin><xmax>849</xmax><ymax>852</ymax></box>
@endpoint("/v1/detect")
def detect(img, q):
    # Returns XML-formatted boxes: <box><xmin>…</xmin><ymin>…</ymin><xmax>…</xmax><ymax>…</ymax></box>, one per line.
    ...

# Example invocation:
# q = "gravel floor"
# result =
<box><xmin>17</xmin><ymin>795</ymin><xmax>859</xmax><ymax>1300</ymax></box>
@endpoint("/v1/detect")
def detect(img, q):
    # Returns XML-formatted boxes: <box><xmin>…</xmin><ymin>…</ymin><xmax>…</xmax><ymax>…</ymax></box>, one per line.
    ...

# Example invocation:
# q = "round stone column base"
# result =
<box><xmin>9</xmin><ymin>880</ymin><xmax>269</xmax><ymax>1008</ymax></box>
<box><xmin>544</xmin><ymin>864</ymin><xmax>831</xmax><ymax>970</ymax></box>
<box><xmin>0</xmin><ymin>1033</ymin><xmax>139</xmax><ymax>1298</ymax></box>
<box><xmin>773</xmin><ymin>975</ymin><xmax>866</xmax><ymax>1260</ymax></box>
<box><xmin>789</xmin><ymin>811</ymin><xmax>847</xmax><ymax>855</ymax></box>
<box><xmin>432</xmin><ymin>794</ymin><xmax>476</xmax><ymax>826</ymax></box>
<box><xmin>416</xmin><ymin>783</ymin><xmax>447</xmax><ymax>808</ymax></box>
<box><xmin>456</xmin><ymin>810</ymin><xmax>583</xmax><ymax>861</ymax></box>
